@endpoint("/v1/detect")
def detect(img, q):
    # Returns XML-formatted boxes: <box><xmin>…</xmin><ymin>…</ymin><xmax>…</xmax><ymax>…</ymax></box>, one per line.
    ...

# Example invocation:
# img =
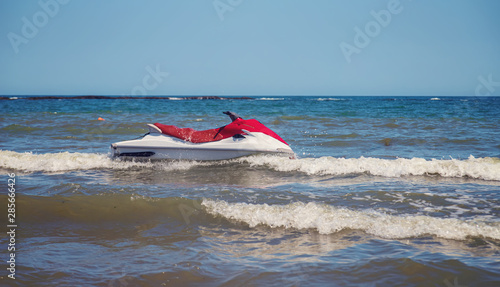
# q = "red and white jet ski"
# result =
<box><xmin>110</xmin><ymin>112</ymin><xmax>294</xmax><ymax>160</ymax></box>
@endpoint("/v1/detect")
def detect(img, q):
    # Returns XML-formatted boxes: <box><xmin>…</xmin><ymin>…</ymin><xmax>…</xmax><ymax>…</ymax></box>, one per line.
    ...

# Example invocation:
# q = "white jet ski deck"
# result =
<box><xmin>110</xmin><ymin>112</ymin><xmax>294</xmax><ymax>161</ymax></box>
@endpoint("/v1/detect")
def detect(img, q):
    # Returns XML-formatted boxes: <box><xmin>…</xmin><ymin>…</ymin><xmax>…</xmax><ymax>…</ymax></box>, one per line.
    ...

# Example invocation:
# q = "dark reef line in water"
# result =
<box><xmin>0</xmin><ymin>95</ymin><xmax>254</xmax><ymax>100</ymax></box>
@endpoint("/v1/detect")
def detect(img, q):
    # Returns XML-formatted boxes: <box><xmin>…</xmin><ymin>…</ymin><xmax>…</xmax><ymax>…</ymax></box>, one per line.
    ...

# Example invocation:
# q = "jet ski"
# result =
<box><xmin>110</xmin><ymin>111</ymin><xmax>294</xmax><ymax>160</ymax></box>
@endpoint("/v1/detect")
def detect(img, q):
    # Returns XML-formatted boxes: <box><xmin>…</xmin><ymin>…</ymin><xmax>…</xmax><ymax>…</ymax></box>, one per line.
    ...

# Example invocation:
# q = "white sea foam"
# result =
<box><xmin>257</xmin><ymin>97</ymin><xmax>285</xmax><ymax>101</ymax></box>
<box><xmin>0</xmin><ymin>150</ymin><xmax>500</xmax><ymax>181</ymax></box>
<box><xmin>0</xmin><ymin>151</ymin><xmax>112</xmax><ymax>172</ymax></box>
<box><xmin>2</xmin><ymin>150</ymin><xmax>499</xmax><ymax>181</ymax></box>
<box><xmin>316</xmin><ymin>98</ymin><xmax>344</xmax><ymax>101</ymax></box>
<box><xmin>0</xmin><ymin>150</ymin><xmax>203</xmax><ymax>173</ymax></box>
<box><xmin>238</xmin><ymin>155</ymin><xmax>500</xmax><ymax>181</ymax></box>
<box><xmin>202</xmin><ymin>199</ymin><xmax>500</xmax><ymax>240</ymax></box>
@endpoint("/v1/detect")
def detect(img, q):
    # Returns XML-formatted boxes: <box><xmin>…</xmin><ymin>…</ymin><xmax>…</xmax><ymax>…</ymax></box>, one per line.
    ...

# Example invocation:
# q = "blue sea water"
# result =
<box><xmin>1</xmin><ymin>96</ymin><xmax>499</xmax><ymax>286</ymax></box>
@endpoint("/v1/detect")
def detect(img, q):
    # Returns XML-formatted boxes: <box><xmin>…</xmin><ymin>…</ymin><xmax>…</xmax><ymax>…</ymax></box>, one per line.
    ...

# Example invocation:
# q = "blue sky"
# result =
<box><xmin>1</xmin><ymin>0</ymin><xmax>499</xmax><ymax>96</ymax></box>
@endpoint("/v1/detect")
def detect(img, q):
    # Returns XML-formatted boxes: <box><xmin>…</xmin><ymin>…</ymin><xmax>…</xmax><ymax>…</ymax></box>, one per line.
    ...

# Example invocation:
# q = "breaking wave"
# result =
<box><xmin>238</xmin><ymin>155</ymin><xmax>500</xmax><ymax>181</ymax></box>
<box><xmin>0</xmin><ymin>150</ymin><xmax>204</xmax><ymax>173</ymax></box>
<box><xmin>256</xmin><ymin>97</ymin><xmax>285</xmax><ymax>101</ymax></box>
<box><xmin>1</xmin><ymin>150</ymin><xmax>499</xmax><ymax>181</ymax></box>
<box><xmin>202</xmin><ymin>199</ymin><xmax>500</xmax><ymax>240</ymax></box>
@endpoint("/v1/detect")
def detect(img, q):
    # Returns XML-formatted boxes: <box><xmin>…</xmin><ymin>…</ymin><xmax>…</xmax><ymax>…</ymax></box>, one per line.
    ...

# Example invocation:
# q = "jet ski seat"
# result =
<box><xmin>153</xmin><ymin>118</ymin><xmax>288</xmax><ymax>145</ymax></box>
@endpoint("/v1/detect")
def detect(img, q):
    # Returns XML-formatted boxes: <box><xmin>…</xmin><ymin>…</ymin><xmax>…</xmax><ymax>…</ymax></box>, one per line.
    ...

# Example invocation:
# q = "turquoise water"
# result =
<box><xmin>1</xmin><ymin>96</ymin><xmax>499</xmax><ymax>286</ymax></box>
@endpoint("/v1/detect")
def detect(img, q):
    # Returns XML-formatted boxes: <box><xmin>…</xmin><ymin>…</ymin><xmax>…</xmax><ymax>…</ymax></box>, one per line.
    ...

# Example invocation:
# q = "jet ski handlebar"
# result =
<box><xmin>223</xmin><ymin>111</ymin><xmax>241</xmax><ymax>122</ymax></box>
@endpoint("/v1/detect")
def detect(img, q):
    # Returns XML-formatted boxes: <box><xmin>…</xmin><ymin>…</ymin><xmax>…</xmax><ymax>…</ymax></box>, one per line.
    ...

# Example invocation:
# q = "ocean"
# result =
<box><xmin>1</xmin><ymin>96</ymin><xmax>499</xmax><ymax>286</ymax></box>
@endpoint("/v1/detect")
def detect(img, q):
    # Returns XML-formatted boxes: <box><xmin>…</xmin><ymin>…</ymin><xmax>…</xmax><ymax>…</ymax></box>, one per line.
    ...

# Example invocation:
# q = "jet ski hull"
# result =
<box><xmin>110</xmin><ymin>126</ymin><xmax>294</xmax><ymax>161</ymax></box>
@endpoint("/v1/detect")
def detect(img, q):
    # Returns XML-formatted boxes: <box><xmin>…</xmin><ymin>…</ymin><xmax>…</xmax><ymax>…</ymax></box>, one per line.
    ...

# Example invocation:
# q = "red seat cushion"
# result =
<box><xmin>154</xmin><ymin>118</ymin><xmax>288</xmax><ymax>145</ymax></box>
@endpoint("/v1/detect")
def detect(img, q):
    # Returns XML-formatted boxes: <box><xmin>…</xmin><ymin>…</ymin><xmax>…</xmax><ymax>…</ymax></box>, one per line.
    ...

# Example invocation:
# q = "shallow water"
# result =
<box><xmin>1</xmin><ymin>96</ymin><xmax>499</xmax><ymax>286</ymax></box>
